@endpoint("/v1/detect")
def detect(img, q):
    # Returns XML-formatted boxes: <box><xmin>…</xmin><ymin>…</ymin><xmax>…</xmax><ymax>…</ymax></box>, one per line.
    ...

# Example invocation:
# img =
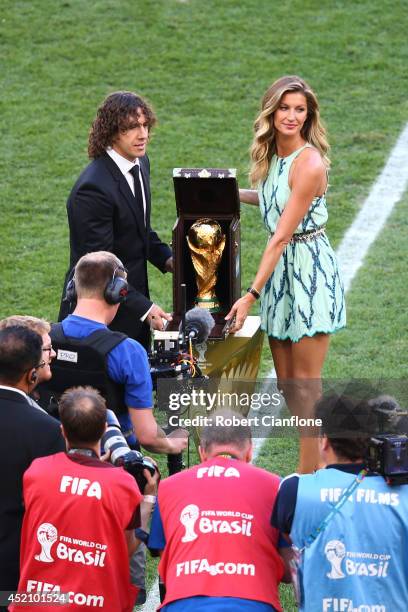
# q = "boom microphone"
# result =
<box><xmin>182</xmin><ymin>307</ymin><xmax>215</xmax><ymax>343</ymax></box>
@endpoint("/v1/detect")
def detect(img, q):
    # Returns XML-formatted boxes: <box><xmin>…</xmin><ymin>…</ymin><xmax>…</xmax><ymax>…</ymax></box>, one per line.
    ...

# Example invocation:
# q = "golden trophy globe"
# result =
<box><xmin>187</xmin><ymin>218</ymin><xmax>226</xmax><ymax>313</ymax></box>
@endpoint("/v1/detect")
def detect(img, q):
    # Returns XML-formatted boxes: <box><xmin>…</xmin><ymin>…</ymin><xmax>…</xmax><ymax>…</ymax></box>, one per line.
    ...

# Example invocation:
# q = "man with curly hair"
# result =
<box><xmin>59</xmin><ymin>91</ymin><xmax>173</xmax><ymax>349</ymax></box>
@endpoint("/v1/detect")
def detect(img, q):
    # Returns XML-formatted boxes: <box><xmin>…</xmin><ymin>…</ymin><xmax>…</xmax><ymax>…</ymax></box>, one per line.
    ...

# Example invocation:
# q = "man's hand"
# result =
<box><xmin>130</xmin><ymin>409</ymin><xmax>187</xmax><ymax>455</ymax></box>
<box><xmin>165</xmin><ymin>256</ymin><xmax>173</xmax><ymax>273</ymax></box>
<box><xmin>147</xmin><ymin>304</ymin><xmax>173</xmax><ymax>330</ymax></box>
<box><xmin>142</xmin><ymin>460</ymin><xmax>160</xmax><ymax>496</ymax></box>
<box><xmin>167</xmin><ymin>428</ymin><xmax>189</xmax><ymax>454</ymax></box>
<box><xmin>100</xmin><ymin>449</ymin><xmax>111</xmax><ymax>462</ymax></box>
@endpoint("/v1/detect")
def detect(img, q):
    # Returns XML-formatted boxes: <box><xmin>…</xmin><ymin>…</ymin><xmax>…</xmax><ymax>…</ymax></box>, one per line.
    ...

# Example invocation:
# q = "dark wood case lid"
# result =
<box><xmin>173</xmin><ymin>168</ymin><xmax>240</xmax><ymax>217</ymax></box>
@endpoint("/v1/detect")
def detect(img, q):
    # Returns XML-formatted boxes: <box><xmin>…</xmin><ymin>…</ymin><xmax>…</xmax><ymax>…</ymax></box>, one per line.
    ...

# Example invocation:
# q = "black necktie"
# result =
<box><xmin>129</xmin><ymin>165</ymin><xmax>145</xmax><ymax>225</ymax></box>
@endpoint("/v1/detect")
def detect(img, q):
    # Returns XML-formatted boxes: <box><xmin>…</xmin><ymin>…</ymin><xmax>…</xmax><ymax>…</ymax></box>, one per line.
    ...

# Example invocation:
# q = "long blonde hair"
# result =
<box><xmin>250</xmin><ymin>75</ymin><xmax>330</xmax><ymax>186</ymax></box>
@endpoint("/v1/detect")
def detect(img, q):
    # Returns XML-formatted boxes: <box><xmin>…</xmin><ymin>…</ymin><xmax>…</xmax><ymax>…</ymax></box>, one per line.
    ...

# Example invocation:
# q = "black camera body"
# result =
<box><xmin>149</xmin><ymin>337</ymin><xmax>195</xmax><ymax>387</ymax></box>
<box><xmin>148</xmin><ymin>305</ymin><xmax>214</xmax><ymax>387</ymax></box>
<box><xmin>115</xmin><ymin>450</ymin><xmax>156</xmax><ymax>493</ymax></box>
<box><xmin>367</xmin><ymin>434</ymin><xmax>408</xmax><ymax>485</ymax></box>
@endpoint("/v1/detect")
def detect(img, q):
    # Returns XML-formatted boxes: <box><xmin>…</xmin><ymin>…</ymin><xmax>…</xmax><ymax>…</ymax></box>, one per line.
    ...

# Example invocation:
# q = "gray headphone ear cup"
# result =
<box><xmin>104</xmin><ymin>276</ymin><xmax>128</xmax><ymax>305</ymax></box>
<box><xmin>64</xmin><ymin>278</ymin><xmax>77</xmax><ymax>302</ymax></box>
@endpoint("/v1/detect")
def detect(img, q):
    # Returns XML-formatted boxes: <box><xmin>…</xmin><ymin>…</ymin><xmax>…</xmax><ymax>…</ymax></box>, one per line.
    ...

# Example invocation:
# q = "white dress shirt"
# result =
<box><xmin>107</xmin><ymin>147</ymin><xmax>147</xmax><ymax>223</ymax></box>
<box><xmin>0</xmin><ymin>384</ymin><xmax>47</xmax><ymax>412</ymax></box>
<box><xmin>106</xmin><ymin>148</ymin><xmax>152</xmax><ymax>322</ymax></box>
<box><xmin>0</xmin><ymin>384</ymin><xmax>28</xmax><ymax>398</ymax></box>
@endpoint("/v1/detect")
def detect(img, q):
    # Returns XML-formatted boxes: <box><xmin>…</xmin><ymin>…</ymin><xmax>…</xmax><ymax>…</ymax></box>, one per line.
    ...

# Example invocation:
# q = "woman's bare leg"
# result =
<box><xmin>269</xmin><ymin>334</ymin><xmax>330</xmax><ymax>473</ymax></box>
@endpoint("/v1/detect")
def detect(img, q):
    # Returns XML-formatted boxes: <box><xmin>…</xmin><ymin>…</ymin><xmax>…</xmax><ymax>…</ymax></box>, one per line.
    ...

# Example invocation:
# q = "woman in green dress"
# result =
<box><xmin>226</xmin><ymin>76</ymin><xmax>346</xmax><ymax>472</ymax></box>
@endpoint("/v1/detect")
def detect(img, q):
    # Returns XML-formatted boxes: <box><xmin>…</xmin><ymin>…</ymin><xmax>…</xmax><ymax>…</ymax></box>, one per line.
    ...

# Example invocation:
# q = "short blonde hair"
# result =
<box><xmin>0</xmin><ymin>315</ymin><xmax>50</xmax><ymax>336</ymax></box>
<box><xmin>75</xmin><ymin>251</ymin><xmax>126</xmax><ymax>299</ymax></box>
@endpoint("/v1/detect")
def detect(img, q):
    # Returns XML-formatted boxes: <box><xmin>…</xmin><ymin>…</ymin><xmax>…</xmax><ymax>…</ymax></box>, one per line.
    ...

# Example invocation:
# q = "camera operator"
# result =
<box><xmin>272</xmin><ymin>394</ymin><xmax>408</xmax><ymax>611</ymax></box>
<box><xmin>0</xmin><ymin>326</ymin><xmax>64</xmax><ymax>606</ymax></box>
<box><xmin>0</xmin><ymin>316</ymin><xmax>56</xmax><ymax>412</ymax></box>
<box><xmin>45</xmin><ymin>250</ymin><xmax>188</xmax><ymax>454</ymax></box>
<box><xmin>148</xmin><ymin>408</ymin><xmax>289</xmax><ymax>611</ymax></box>
<box><xmin>12</xmin><ymin>386</ymin><xmax>159</xmax><ymax>612</ymax></box>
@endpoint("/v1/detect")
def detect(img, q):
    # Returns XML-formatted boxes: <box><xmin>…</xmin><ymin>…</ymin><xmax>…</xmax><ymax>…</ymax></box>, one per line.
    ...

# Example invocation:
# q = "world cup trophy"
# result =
<box><xmin>187</xmin><ymin>218</ymin><xmax>226</xmax><ymax>313</ymax></box>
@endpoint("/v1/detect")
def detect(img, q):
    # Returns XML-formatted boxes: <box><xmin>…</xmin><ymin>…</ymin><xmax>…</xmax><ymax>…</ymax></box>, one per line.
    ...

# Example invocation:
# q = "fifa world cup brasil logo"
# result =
<box><xmin>325</xmin><ymin>540</ymin><xmax>346</xmax><ymax>579</ymax></box>
<box><xmin>187</xmin><ymin>218</ymin><xmax>226</xmax><ymax>313</ymax></box>
<box><xmin>35</xmin><ymin>522</ymin><xmax>58</xmax><ymax>562</ymax></box>
<box><xmin>180</xmin><ymin>504</ymin><xmax>200</xmax><ymax>543</ymax></box>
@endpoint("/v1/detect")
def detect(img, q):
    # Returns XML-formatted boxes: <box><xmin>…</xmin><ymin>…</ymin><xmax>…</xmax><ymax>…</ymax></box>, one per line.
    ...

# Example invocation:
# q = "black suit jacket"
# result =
<box><xmin>58</xmin><ymin>153</ymin><xmax>172</xmax><ymax>343</ymax></box>
<box><xmin>0</xmin><ymin>388</ymin><xmax>65</xmax><ymax>591</ymax></box>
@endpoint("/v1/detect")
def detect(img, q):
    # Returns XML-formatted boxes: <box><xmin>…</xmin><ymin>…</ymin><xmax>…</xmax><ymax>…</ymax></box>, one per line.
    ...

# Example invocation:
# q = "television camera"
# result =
<box><xmin>148</xmin><ymin>303</ymin><xmax>214</xmax><ymax>387</ymax></box>
<box><xmin>148</xmin><ymin>297</ymin><xmax>215</xmax><ymax>475</ymax></box>
<box><xmin>367</xmin><ymin>397</ymin><xmax>408</xmax><ymax>485</ymax></box>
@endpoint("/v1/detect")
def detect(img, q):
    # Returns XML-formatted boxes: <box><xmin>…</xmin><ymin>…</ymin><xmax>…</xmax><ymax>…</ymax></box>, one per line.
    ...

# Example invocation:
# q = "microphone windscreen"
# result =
<box><xmin>182</xmin><ymin>307</ymin><xmax>215</xmax><ymax>343</ymax></box>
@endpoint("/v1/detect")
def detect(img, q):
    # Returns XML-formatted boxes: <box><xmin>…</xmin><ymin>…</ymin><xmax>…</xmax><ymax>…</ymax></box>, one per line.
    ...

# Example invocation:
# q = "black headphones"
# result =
<box><xmin>64</xmin><ymin>266</ymin><xmax>128</xmax><ymax>305</ymax></box>
<box><xmin>104</xmin><ymin>266</ymin><xmax>129</xmax><ymax>305</ymax></box>
<box><xmin>30</xmin><ymin>371</ymin><xmax>38</xmax><ymax>384</ymax></box>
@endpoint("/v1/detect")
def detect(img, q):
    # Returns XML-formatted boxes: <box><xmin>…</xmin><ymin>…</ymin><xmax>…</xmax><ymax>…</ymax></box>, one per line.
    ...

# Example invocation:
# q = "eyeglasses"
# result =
<box><xmin>42</xmin><ymin>345</ymin><xmax>53</xmax><ymax>354</ymax></box>
<box><xmin>28</xmin><ymin>361</ymin><xmax>46</xmax><ymax>372</ymax></box>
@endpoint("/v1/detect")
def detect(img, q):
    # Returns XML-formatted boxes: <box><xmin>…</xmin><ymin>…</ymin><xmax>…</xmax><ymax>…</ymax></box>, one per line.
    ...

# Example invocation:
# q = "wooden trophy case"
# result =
<box><xmin>170</xmin><ymin>167</ymin><xmax>241</xmax><ymax>339</ymax></box>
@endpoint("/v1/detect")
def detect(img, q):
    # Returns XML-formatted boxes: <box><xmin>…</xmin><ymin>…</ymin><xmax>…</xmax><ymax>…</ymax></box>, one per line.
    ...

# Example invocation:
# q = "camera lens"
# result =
<box><xmin>102</xmin><ymin>428</ymin><xmax>130</xmax><ymax>465</ymax></box>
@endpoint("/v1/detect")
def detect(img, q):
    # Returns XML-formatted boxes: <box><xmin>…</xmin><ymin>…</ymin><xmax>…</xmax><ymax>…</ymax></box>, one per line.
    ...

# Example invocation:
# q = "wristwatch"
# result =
<box><xmin>247</xmin><ymin>287</ymin><xmax>261</xmax><ymax>300</ymax></box>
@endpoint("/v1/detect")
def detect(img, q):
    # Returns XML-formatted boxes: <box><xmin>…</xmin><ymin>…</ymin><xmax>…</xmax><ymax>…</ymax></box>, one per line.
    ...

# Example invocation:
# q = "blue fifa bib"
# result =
<box><xmin>291</xmin><ymin>469</ymin><xmax>408</xmax><ymax>611</ymax></box>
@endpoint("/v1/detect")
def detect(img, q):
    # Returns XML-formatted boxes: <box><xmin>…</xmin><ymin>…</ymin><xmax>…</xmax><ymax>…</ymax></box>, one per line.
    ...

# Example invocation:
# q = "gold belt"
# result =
<box><xmin>269</xmin><ymin>225</ymin><xmax>326</xmax><ymax>244</ymax></box>
<box><xmin>290</xmin><ymin>225</ymin><xmax>326</xmax><ymax>244</ymax></box>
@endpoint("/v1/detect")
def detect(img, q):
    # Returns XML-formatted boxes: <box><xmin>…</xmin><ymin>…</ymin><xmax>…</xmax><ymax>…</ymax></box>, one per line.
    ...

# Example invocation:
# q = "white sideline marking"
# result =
<box><xmin>252</xmin><ymin>121</ymin><xmax>408</xmax><ymax>459</ymax></box>
<box><xmin>140</xmin><ymin>123</ymin><xmax>408</xmax><ymax>611</ymax></box>
<box><xmin>140</xmin><ymin>582</ymin><xmax>161</xmax><ymax>612</ymax></box>
<box><xmin>337</xmin><ymin>122</ymin><xmax>408</xmax><ymax>293</ymax></box>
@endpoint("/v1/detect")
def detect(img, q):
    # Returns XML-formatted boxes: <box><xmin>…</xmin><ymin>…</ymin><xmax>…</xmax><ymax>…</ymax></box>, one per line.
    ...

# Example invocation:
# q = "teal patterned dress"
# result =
<box><xmin>258</xmin><ymin>144</ymin><xmax>346</xmax><ymax>342</ymax></box>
